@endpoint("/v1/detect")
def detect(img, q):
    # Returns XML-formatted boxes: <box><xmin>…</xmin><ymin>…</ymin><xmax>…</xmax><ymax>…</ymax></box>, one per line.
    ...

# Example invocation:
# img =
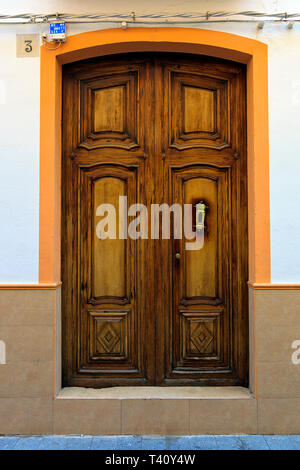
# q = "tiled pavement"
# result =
<box><xmin>0</xmin><ymin>435</ymin><xmax>300</xmax><ymax>450</ymax></box>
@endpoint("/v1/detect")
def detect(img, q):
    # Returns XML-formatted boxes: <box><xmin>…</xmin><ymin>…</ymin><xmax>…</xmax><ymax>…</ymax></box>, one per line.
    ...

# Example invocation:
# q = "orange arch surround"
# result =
<box><xmin>39</xmin><ymin>27</ymin><xmax>270</xmax><ymax>284</ymax></box>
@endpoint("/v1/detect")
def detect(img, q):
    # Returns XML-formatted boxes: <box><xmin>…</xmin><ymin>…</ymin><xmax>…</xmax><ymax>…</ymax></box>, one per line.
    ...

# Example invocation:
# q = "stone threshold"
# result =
<box><xmin>57</xmin><ymin>386</ymin><xmax>253</xmax><ymax>400</ymax></box>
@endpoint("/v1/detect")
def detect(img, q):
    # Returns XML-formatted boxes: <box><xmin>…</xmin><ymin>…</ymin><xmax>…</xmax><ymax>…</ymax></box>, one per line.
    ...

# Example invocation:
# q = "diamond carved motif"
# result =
<box><xmin>180</xmin><ymin>311</ymin><xmax>222</xmax><ymax>362</ymax></box>
<box><xmin>190</xmin><ymin>322</ymin><xmax>213</xmax><ymax>353</ymax></box>
<box><xmin>88</xmin><ymin>311</ymin><xmax>130</xmax><ymax>362</ymax></box>
<box><xmin>97</xmin><ymin>322</ymin><xmax>120</xmax><ymax>353</ymax></box>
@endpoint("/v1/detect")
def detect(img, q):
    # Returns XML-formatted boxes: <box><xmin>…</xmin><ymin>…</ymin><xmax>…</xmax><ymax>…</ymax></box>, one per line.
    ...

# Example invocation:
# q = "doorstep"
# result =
<box><xmin>57</xmin><ymin>386</ymin><xmax>253</xmax><ymax>400</ymax></box>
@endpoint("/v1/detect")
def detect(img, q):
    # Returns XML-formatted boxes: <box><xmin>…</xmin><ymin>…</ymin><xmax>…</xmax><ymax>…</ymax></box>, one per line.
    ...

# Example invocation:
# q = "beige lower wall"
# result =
<box><xmin>0</xmin><ymin>286</ymin><xmax>300</xmax><ymax>434</ymax></box>
<box><xmin>256</xmin><ymin>290</ymin><xmax>300</xmax><ymax>397</ymax></box>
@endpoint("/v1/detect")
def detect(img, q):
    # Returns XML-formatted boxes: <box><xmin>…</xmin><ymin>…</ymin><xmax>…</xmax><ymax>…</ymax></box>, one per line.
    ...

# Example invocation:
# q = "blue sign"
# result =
<box><xmin>50</xmin><ymin>22</ymin><xmax>65</xmax><ymax>35</ymax></box>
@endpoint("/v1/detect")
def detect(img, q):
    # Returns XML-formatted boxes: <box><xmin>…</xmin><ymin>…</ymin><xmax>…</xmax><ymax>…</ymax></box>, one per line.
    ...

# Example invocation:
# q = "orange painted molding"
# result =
<box><xmin>0</xmin><ymin>282</ymin><xmax>62</xmax><ymax>290</ymax></box>
<box><xmin>39</xmin><ymin>27</ymin><xmax>270</xmax><ymax>284</ymax></box>
<box><xmin>248</xmin><ymin>282</ymin><xmax>300</xmax><ymax>290</ymax></box>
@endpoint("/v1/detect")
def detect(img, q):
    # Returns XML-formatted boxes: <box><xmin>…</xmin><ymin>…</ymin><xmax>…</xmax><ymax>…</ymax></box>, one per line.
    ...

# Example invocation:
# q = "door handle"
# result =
<box><xmin>195</xmin><ymin>201</ymin><xmax>208</xmax><ymax>231</ymax></box>
<box><xmin>175</xmin><ymin>252</ymin><xmax>181</xmax><ymax>260</ymax></box>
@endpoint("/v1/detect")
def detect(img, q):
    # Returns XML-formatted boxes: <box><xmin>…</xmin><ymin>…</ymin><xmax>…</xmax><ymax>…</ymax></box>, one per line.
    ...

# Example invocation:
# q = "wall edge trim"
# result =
<box><xmin>248</xmin><ymin>282</ymin><xmax>300</xmax><ymax>290</ymax></box>
<box><xmin>0</xmin><ymin>282</ymin><xmax>62</xmax><ymax>290</ymax></box>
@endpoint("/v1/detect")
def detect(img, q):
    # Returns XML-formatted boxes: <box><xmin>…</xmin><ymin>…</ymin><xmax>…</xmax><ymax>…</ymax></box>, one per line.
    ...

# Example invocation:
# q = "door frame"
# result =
<box><xmin>38</xmin><ymin>27</ymin><xmax>270</xmax><ymax>396</ymax></box>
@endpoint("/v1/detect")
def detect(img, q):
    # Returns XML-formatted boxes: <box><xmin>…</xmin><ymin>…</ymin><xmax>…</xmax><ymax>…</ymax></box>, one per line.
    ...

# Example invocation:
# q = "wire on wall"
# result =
<box><xmin>0</xmin><ymin>11</ymin><xmax>299</xmax><ymax>26</ymax></box>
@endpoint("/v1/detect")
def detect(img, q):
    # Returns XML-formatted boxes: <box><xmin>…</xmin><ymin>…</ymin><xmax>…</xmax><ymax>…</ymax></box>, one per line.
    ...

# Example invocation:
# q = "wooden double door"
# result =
<box><xmin>62</xmin><ymin>53</ymin><xmax>248</xmax><ymax>387</ymax></box>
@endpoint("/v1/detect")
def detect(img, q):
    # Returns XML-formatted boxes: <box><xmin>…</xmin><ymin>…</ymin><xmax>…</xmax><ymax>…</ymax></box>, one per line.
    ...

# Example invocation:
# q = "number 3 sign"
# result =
<box><xmin>16</xmin><ymin>34</ymin><xmax>39</xmax><ymax>58</ymax></box>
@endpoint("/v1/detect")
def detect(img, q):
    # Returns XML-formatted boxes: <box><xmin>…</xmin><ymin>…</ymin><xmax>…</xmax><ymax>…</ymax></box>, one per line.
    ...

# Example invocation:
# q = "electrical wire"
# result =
<box><xmin>0</xmin><ymin>11</ymin><xmax>299</xmax><ymax>25</ymax></box>
<box><xmin>41</xmin><ymin>36</ymin><xmax>63</xmax><ymax>50</ymax></box>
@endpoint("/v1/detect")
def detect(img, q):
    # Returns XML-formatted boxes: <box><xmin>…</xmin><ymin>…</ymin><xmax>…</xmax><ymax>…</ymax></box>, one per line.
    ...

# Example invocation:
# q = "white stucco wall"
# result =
<box><xmin>0</xmin><ymin>24</ymin><xmax>39</xmax><ymax>283</ymax></box>
<box><xmin>0</xmin><ymin>0</ymin><xmax>300</xmax><ymax>283</ymax></box>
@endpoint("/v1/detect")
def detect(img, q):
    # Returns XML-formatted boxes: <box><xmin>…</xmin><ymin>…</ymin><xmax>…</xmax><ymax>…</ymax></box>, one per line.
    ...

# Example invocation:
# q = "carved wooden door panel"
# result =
<box><xmin>62</xmin><ymin>54</ymin><xmax>248</xmax><ymax>387</ymax></box>
<box><xmin>155</xmin><ymin>56</ymin><xmax>248</xmax><ymax>385</ymax></box>
<box><xmin>62</xmin><ymin>56</ymin><xmax>156</xmax><ymax>387</ymax></box>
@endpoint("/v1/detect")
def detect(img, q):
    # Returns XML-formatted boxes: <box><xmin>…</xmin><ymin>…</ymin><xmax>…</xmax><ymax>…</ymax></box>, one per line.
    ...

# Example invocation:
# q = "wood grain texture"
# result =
<box><xmin>93</xmin><ymin>176</ymin><xmax>126</xmax><ymax>298</ymax></box>
<box><xmin>183</xmin><ymin>86</ymin><xmax>215</xmax><ymax>133</ymax></box>
<box><xmin>184</xmin><ymin>176</ymin><xmax>217</xmax><ymax>298</ymax></box>
<box><xmin>93</xmin><ymin>86</ymin><xmax>124</xmax><ymax>133</ymax></box>
<box><xmin>62</xmin><ymin>53</ymin><xmax>248</xmax><ymax>387</ymax></box>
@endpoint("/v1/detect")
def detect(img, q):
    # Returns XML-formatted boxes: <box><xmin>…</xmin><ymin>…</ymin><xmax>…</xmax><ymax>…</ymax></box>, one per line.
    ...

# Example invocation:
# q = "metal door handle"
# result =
<box><xmin>175</xmin><ymin>252</ymin><xmax>181</xmax><ymax>260</ymax></box>
<box><xmin>195</xmin><ymin>201</ymin><xmax>208</xmax><ymax>231</ymax></box>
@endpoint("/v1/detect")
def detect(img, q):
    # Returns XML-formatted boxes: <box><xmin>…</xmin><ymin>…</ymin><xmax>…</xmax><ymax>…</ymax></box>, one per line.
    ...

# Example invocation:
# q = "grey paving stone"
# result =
<box><xmin>0</xmin><ymin>437</ymin><xmax>19</xmax><ymax>450</ymax></box>
<box><xmin>142</xmin><ymin>435</ymin><xmax>218</xmax><ymax>450</ymax></box>
<box><xmin>141</xmin><ymin>438</ymin><xmax>167</xmax><ymax>450</ymax></box>
<box><xmin>37</xmin><ymin>436</ymin><xmax>67</xmax><ymax>450</ymax></box>
<box><xmin>4</xmin><ymin>435</ymin><xmax>93</xmax><ymax>450</ymax></box>
<box><xmin>264</xmin><ymin>435</ymin><xmax>297</xmax><ymax>450</ymax></box>
<box><xmin>91</xmin><ymin>436</ymin><xmax>142</xmax><ymax>450</ymax></box>
<box><xmin>287</xmin><ymin>436</ymin><xmax>300</xmax><ymax>450</ymax></box>
<box><xmin>64</xmin><ymin>436</ymin><xmax>93</xmax><ymax>450</ymax></box>
<box><xmin>168</xmin><ymin>436</ymin><xmax>218</xmax><ymax>450</ymax></box>
<box><xmin>35</xmin><ymin>435</ymin><xmax>93</xmax><ymax>450</ymax></box>
<box><xmin>215</xmin><ymin>435</ymin><xmax>249</xmax><ymax>450</ymax></box>
<box><xmin>4</xmin><ymin>434</ymin><xmax>300</xmax><ymax>450</ymax></box>
<box><xmin>185</xmin><ymin>436</ymin><xmax>218</xmax><ymax>450</ymax></box>
<box><xmin>13</xmin><ymin>437</ymin><xmax>45</xmax><ymax>450</ymax></box>
<box><xmin>235</xmin><ymin>435</ymin><xmax>270</xmax><ymax>450</ymax></box>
